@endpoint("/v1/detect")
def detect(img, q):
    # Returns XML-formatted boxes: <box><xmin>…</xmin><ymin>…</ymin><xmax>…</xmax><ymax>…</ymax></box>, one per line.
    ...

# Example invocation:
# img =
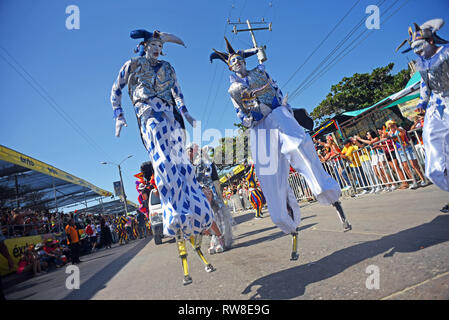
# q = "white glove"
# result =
<box><xmin>115</xmin><ymin>114</ymin><xmax>128</xmax><ymax>137</ymax></box>
<box><xmin>183</xmin><ymin>112</ymin><xmax>197</xmax><ymax>128</ymax></box>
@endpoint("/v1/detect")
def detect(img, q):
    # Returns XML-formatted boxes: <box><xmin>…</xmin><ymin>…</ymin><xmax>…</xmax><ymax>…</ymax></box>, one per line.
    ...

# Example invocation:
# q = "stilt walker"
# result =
<box><xmin>210</xmin><ymin>38</ymin><xmax>352</xmax><ymax>260</ymax></box>
<box><xmin>187</xmin><ymin>144</ymin><xmax>235</xmax><ymax>254</ymax></box>
<box><xmin>396</xmin><ymin>18</ymin><xmax>449</xmax><ymax>212</ymax></box>
<box><xmin>110</xmin><ymin>29</ymin><xmax>216</xmax><ymax>285</ymax></box>
<box><xmin>245</xmin><ymin>164</ymin><xmax>266</xmax><ymax>219</ymax></box>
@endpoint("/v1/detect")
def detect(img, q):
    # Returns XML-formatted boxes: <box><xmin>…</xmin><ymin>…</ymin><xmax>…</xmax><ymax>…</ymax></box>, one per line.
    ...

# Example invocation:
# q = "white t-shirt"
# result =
<box><xmin>90</xmin><ymin>224</ymin><xmax>97</xmax><ymax>236</ymax></box>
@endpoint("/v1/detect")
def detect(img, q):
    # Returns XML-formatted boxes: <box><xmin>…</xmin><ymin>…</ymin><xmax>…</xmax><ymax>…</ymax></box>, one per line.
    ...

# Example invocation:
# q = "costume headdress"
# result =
<box><xmin>130</xmin><ymin>29</ymin><xmax>186</xmax><ymax>56</ymax></box>
<box><xmin>210</xmin><ymin>37</ymin><xmax>258</xmax><ymax>69</ymax></box>
<box><xmin>396</xmin><ymin>18</ymin><xmax>449</xmax><ymax>53</ymax></box>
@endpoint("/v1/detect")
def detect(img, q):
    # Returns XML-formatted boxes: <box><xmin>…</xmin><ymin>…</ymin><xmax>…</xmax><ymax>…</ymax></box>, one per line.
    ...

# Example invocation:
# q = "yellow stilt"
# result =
<box><xmin>291</xmin><ymin>232</ymin><xmax>299</xmax><ymax>261</ymax></box>
<box><xmin>190</xmin><ymin>235</ymin><xmax>216</xmax><ymax>273</ymax></box>
<box><xmin>177</xmin><ymin>235</ymin><xmax>192</xmax><ymax>285</ymax></box>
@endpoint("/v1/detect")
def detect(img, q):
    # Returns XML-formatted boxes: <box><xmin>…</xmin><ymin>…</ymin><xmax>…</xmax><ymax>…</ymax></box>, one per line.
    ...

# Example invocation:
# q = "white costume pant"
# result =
<box><xmin>422</xmin><ymin>95</ymin><xmax>449</xmax><ymax>191</ymax></box>
<box><xmin>250</xmin><ymin>106</ymin><xmax>341</xmax><ymax>234</ymax></box>
<box><xmin>140</xmin><ymin>98</ymin><xmax>213</xmax><ymax>238</ymax></box>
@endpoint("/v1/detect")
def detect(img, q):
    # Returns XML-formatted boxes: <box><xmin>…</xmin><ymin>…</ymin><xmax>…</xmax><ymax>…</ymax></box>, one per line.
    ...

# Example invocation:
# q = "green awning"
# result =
<box><xmin>342</xmin><ymin>95</ymin><xmax>393</xmax><ymax>117</ymax></box>
<box><xmin>381</xmin><ymin>93</ymin><xmax>420</xmax><ymax>110</ymax></box>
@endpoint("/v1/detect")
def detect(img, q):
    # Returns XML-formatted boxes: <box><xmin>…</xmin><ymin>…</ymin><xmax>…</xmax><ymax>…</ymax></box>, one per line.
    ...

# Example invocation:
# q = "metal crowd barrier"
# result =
<box><xmin>288</xmin><ymin>128</ymin><xmax>427</xmax><ymax>197</ymax></box>
<box><xmin>288</xmin><ymin>172</ymin><xmax>315</xmax><ymax>202</ymax></box>
<box><xmin>1</xmin><ymin>221</ymin><xmax>64</xmax><ymax>238</ymax></box>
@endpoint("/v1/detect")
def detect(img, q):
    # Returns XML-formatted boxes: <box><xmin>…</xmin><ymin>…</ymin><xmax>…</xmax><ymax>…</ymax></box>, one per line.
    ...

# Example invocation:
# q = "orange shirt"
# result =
<box><xmin>65</xmin><ymin>225</ymin><xmax>79</xmax><ymax>244</ymax></box>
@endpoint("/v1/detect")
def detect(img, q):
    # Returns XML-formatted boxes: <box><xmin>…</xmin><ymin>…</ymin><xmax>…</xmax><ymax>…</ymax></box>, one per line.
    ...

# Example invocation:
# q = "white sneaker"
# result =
<box><xmin>409</xmin><ymin>182</ymin><xmax>418</xmax><ymax>189</ymax></box>
<box><xmin>215</xmin><ymin>236</ymin><xmax>225</xmax><ymax>253</ymax></box>
<box><xmin>390</xmin><ymin>185</ymin><xmax>398</xmax><ymax>191</ymax></box>
<box><xmin>342</xmin><ymin>186</ymin><xmax>352</xmax><ymax>191</ymax></box>
<box><xmin>369</xmin><ymin>189</ymin><xmax>376</xmax><ymax>194</ymax></box>
<box><xmin>420</xmin><ymin>180</ymin><xmax>428</xmax><ymax>187</ymax></box>
<box><xmin>374</xmin><ymin>187</ymin><xmax>382</xmax><ymax>193</ymax></box>
<box><xmin>360</xmin><ymin>190</ymin><xmax>369</xmax><ymax>195</ymax></box>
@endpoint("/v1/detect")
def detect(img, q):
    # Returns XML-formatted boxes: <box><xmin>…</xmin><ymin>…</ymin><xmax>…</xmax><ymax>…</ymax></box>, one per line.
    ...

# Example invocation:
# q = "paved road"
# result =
<box><xmin>5</xmin><ymin>184</ymin><xmax>449</xmax><ymax>300</ymax></box>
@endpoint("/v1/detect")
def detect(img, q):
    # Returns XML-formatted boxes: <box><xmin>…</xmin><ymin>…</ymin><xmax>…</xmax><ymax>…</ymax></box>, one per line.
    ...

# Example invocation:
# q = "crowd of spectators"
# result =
<box><xmin>0</xmin><ymin>206</ymin><xmax>150</xmax><ymax>279</ymax></box>
<box><xmin>0</xmin><ymin>208</ymin><xmax>64</xmax><ymax>238</ymax></box>
<box><xmin>312</xmin><ymin>115</ymin><xmax>429</xmax><ymax>195</ymax></box>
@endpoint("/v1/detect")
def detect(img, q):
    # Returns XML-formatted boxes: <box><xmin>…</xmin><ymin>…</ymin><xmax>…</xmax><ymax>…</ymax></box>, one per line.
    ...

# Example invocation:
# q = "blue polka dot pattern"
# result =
<box><xmin>140</xmin><ymin>97</ymin><xmax>213</xmax><ymax>238</ymax></box>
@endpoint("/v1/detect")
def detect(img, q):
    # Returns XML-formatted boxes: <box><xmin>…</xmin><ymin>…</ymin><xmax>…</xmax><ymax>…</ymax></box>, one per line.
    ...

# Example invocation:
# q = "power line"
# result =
<box><xmin>0</xmin><ymin>46</ymin><xmax>114</xmax><ymax>162</ymax></box>
<box><xmin>290</xmin><ymin>0</ymin><xmax>408</xmax><ymax>101</ymax></box>
<box><xmin>287</xmin><ymin>0</ymin><xmax>387</xmax><ymax>101</ymax></box>
<box><xmin>281</xmin><ymin>0</ymin><xmax>361</xmax><ymax>89</ymax></box>
<box><xmin>202</xmin><ymin>0</ymin><xmax>247</xmax><ymax>131</ymax></box>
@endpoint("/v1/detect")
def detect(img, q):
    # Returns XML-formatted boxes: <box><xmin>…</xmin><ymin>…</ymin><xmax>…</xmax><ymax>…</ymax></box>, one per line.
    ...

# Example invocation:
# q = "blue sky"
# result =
<box><xmin>1</xmin><ymin>0</ymin><xmax>448</xmax><ymax>210</ymax></box>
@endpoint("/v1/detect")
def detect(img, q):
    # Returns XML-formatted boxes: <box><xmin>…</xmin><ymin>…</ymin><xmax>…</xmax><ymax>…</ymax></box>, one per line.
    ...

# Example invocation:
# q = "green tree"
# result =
<box><xmin>213</xmin><ymin>128</ymin><xmax>250</xmax><ymax>172</ymax></box>
<box><xmin>311</xmin><ymin>63</ymin><xmax>411</xmax><ymax>125</ymax></box>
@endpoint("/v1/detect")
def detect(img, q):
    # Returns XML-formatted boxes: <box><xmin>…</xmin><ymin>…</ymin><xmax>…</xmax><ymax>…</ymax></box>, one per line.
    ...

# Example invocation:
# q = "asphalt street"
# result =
<box><xmin>4</xmin><ymin>184</ymin><xmax>449</xmax><ymax>300</ymax></box>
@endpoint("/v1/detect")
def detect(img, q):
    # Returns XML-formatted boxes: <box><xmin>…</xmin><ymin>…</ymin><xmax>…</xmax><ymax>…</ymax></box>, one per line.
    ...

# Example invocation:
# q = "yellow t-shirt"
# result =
<box><xmin>359</xmin><ymin>148</ymin><xmax>370</xmax><ymax>162</ymax></box>
<box><xmin>341</xmin><ymin>145</ymin><xmax>361</xmax><ymax>168</ymax></box>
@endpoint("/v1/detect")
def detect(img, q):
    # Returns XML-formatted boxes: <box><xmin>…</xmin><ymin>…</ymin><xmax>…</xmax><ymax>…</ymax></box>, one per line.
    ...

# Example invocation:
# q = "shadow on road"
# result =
<box><xmin>233</xmin><ymin>223</ymin><xmax>317</xmax><ymax>249</ymax></box>
<box><xmin>233</xmin><ymin>211</ymin><xmax>258</xmax><ymax>225</ymax></box>
<box><xmin>241</xmin><ymin>215</ymin><xmax>449</xmax><ymax>299</ymax></box>
<box><xmin>64</xmin><ymin>237</ymin><xmax>150</xmax><ymax>300</ymax></box>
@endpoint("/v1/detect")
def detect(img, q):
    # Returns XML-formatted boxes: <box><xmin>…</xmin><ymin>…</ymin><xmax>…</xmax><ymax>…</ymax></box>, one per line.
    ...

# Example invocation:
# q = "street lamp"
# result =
<box><xmin>101</xmin><ymin>155</ymin><xmax>133</xmax><ymax>216</ymax></box>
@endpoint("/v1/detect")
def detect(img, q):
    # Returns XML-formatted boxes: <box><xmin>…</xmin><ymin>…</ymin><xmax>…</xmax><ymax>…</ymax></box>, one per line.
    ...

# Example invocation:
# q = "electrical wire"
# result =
<box><xmin>0</xmin><ymin>46</ymin><xmax>114</xmax><ymax>162</ymax></box>
<box><xmin>290</xmin><ymin>0</ymin><xmax>408</xmax><ymax>101</ymax></box>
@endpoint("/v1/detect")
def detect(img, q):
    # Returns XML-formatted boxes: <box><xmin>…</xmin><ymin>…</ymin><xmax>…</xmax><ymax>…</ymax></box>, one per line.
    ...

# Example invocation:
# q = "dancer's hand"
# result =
<box><xmin>115</xmin><ymin>114</ymin><xmax>128</xmax><ymax>137</ymax></box>
<box><xmin>183</xmin><ymin>112</ymin><xmax>197</xmax><ymax>128</ymax></box>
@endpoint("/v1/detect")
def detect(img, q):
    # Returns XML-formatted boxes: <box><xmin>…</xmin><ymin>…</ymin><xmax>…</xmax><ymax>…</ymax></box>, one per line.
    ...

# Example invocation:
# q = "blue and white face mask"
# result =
<box><xmin>228</xmin><ymin>54</ymin><xmax>246</xmax><ymax>73</ymax></box>
<box><xmin>412</xmin><ymin>39</ymin><xmax>434</xmax><ymax>58</ymax></box>
<box><xmin>145</xmin><ymin>40</ymin><xmax>163</xmax><ymax>60</ymax></box>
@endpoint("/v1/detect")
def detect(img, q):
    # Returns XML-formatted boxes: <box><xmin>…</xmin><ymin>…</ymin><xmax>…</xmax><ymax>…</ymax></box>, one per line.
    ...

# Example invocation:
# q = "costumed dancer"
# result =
<box><xmin>116</xmin><ymin>215</ymin><xmax>129</xmax><ymax>245</ymax></box>
<box><xmin>110</xmin><ymin>29</ymin><xmax>215</xmax><ymax>285</ymax></box>
<box><xmin>210</xmin><ymin>38</ymin><xmax>352</xmax><ymax>261</ymax></box>
<box><xmin>245</xmin><ymin>163</ymin><xmax>266</xmax><ymax>219</ymax></box>
<box><xmin>397</xmin><ymin>18</ymin><xmax>449</xmax><ymax>212</ymax></box>
<box><xmin>188</xmin><ymin>144</ymin><xmax>235</xmax><ymax>254</ymax></box>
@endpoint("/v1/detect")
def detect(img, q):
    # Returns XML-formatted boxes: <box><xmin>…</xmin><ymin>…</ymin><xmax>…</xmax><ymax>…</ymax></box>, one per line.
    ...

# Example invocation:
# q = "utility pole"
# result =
<box><xmin>228</xmin><ymin>18</ymin><xmax>272</xmax><ymax>64</ymax></box>
<box><xmin>117</xmin><ymin>164</ymin><xmax>129</xmax><ymax>215</ymax></box>
<box><xmin>101</xmin><ymin>155</ymin><xmax>133</xmax><ymax>216</ymax></box>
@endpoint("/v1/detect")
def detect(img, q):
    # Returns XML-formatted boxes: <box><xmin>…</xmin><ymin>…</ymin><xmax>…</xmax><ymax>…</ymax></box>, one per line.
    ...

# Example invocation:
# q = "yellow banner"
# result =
<box><xmin>233</xmin><ymin>164</ymin><xmax>245</xmax><ymax>175</ymax></box>
<box><xmin>0</xmin><ymin>145</ymin><xmax>112</xmax><ymax>197</ymax></box>
<box><xmin>0</xmin><ymin>233</ymin><xmax>61</xmax><ymax>276</ymax></box>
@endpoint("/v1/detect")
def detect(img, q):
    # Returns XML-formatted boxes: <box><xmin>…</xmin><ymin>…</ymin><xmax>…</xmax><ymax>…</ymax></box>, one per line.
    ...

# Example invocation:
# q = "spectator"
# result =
<box><xmin>0</xmin><ymin>228</ymin><xmax>14</xmax><ymax>300</ymax></box>
<box><xmin>100</xmin><ymin>217</ymin><xmax>113</xmax><ymax>249</ymax></box>
<box><xmin>378</xmin><ymin>128</ymin><xmax>406</xmax><ymax>189</ymax></box>
<box><xmin>340</xmin><ymin>138</ymin><xmax>370</xmax><ymax>194</ymax></box>
<box><xmin>42</xmin><ymin>239</ymin><xmax>65</xmax><ymax>268</ymax></box>
<box><xmin>386</xmin><ymin>120</ymin><xmax>426</xmax><ymax>189</ymax></box>
<box><xmin>136</xmin><ymin>211</ymin><xmax>147</xmax><ymax>239</ymax></box>
<box><xmin>65</xmin><ymin>218</ymin><xmax>81</xmax><ymax>265</ymax></box>
<box><xmin>355</xmin><ymin>130</ymin><xmax>396</xmax><ymax>192</ymax></box>
<box><xmin>315</xmin><ymin>136</ymin><xmax>351</xmax><ymax>190</ymax></box>
<box><xmin>16</xmin><ymin>245</ymin><xmax>42</xmax><ymax>277</ymax></box>
<box><xmin>85</xmin><ymin>219</ymin><xmax>97</xmax><ymax>252</ymax></box>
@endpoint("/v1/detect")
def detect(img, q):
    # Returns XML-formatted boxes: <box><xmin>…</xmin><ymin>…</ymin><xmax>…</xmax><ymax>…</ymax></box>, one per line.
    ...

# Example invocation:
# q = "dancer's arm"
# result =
<box><xmin>111</xmin><ymin>60</ymin><xmax>132</xmax><ymax>137</ymax></box>
<box><xmin>170</xmin><ymin>67</ymin><xmax>196</xmax><ymax>127</ymax></box>
<box><xmin>415</xmin><ymin>77</ymin><xmax>430</xmax><ymax>113</ymax></box>
<box><xmin>230</xmin><ymin>96</ymin><xmax>254</xmax><ymax>128</ymax></box>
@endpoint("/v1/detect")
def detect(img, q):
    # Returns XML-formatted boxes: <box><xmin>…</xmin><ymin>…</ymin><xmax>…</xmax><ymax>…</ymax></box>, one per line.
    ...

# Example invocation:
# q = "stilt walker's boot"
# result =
<box><xmin>176</xmin><ymin>233</ymin><xmax>192</xmax><ymax>285</ymax></box>
<box><xmin>190</xmin><ymin>235</ymin><xmax>216</xmax><ymax>273</ymax></box>
<box><xmin>290</xmin><ymin>230</ymin><xmax>299</xmax><ymax>261</ymax></box>
<box><xmin>332</xmin><ymin>201</ymin><xmax>352</xmax><ymax>232</ymax></box>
